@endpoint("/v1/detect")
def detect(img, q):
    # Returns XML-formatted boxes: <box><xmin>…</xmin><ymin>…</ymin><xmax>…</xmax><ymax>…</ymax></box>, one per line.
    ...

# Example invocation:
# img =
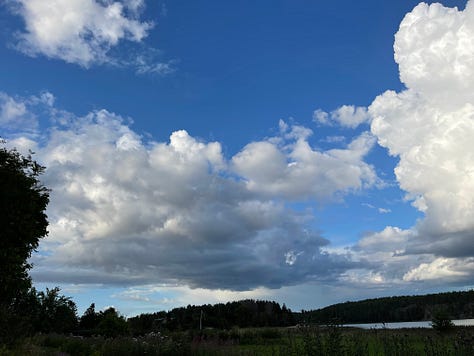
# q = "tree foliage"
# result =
<box><xmin>79</xmin><ymin>304</ymin><xmax>129</xmax><ymax>337</ymax></box>
<box><xmin>431</xmin><ymin>309</ymin><xmax>454</xmax><ymax>333</ymax></box>
<box><xmin>128</xmin><ymin>299</ymin><xmax>295</xmax><ymax>335</ymax></box>
<box><xmin>299</xmin><ymin>290</ymin><xmax>474</xmax><ymax>324</ymax></box>
<box><xmin>0</xmin><ymin>287</ymin><xmax>78</xmax><ymax>343</ymax></box>
<box><xmin>0</xmin><ymin>145</ymin><xmax>50</xmax><ymax>343</ymax></box>
<box><xmin>79</xmin><ymin>303</ymin><xmax>100</xmax><ymax>333</ymax></box>
<box><xmin>0</xmin><ymin>145</ymin><xmax>49</xmax><ymax>307</ymax></box>
<box><xmin>35</xmin><ymin>287</ymin><xmax>78</xmax><ymax>333</ymax></box>
<box><xmin>97</xmin><ymin>307</ymin><xmax>129</xmax><ymax>337</ymax></box>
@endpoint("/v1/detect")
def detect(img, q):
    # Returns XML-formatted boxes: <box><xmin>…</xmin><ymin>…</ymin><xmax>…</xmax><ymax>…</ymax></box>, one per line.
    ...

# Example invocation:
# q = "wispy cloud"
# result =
<box><xmin>314</xmin><ymin>105</ymin><xmax>371</xmax><ymax>129</ymax></box>
<box><xmin>321</xmin><ymin>135</ymin><xmax>346</xmax><ymax>144</ymax></box>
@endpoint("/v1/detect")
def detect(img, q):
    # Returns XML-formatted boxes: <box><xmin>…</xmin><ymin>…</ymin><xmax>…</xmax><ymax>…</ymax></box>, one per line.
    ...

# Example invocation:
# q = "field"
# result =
<box><xmin>2</xmin><ymin>325</ymin><xmax>474</xmax><ymax>356</ymax></box>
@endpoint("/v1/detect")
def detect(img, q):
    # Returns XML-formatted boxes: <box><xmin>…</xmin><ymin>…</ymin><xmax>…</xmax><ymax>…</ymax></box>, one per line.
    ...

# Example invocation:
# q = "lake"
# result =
<box><xmin>344</xmin><ymin>319</ymin><xmax>474</xmax><ymax>329</ymax></box>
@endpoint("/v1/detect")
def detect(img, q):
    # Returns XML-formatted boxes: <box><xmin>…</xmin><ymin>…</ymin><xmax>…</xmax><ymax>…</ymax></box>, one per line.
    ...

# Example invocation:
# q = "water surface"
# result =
<box><xmin>345</xmin><ymin>319</ymin><xmax>474</xmax><ymax>329</ymax></box>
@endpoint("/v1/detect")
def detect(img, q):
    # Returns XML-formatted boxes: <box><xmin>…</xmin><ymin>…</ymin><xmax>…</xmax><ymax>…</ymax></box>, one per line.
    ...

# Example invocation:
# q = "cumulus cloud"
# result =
<box><xmin>0</xmin><ymin>93</ymin><xmax>34</xmax><ymax>131</ymax></box>
<box><xmin>0</xmin><ymin>91</ymin><xmax>55</xmax><ymax>135</ymax></box>
<box><xmin>347</xmin><ymin>227</ymin><xmax>434</xmax><ymax>288</ymax></box>
<box><xmin>313</xmin><ymin>105</ymin><xmax>371</xmax><ymax>128</ymax></box>
<box><xmin>356</xmin><ymin>227</ymin><xmax>413</xmax><ymax>255</ymax></box>
<box><xmin>371</xmin><ymin>1</ymin><xmax>474</xmax><ymax>242</ymax></box>
<box><xmin>403</xmin><ymin>257</ymin><xmax>474</xmax><ymax>282</ymax></box>
<box><xmin>394</xmin><ymin>2</ymin><xmax>474</xmax><ymax>107</ymax></box>
<box><xmin>7</xmin><ymin>0</ymin><xmax>171</xmax><ymax>71</ymax></box>
<box><xmin>355</xmin><ymin>0</ymin><xmax>474</xmax><ymax>286</ymax></box>
<box><xmin>0</xmin><ymin>93</ymin><xmax>373</xmax><ymax>291</ymax></box>
<box><xmin>232</xmin><ymin>122</ymin><xmax>378</xmax><ymax>200</ymax></box>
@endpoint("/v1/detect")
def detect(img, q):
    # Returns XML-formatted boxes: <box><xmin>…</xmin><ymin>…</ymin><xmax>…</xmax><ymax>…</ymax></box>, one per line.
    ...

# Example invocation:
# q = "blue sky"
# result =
<box><xmin>1</xmin><ymin>0</ymin><xmax>474</xmax><ymax>317</ymax></box>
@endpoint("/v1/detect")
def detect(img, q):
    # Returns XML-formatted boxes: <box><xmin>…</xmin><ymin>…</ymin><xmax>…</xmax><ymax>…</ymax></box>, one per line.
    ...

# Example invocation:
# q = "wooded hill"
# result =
<box><xmin>128</xmin><ymin>299</ymin><xmax>295</xmax><ymax>334</ymax></box>
<box><xmin>297</xmin><ymin>290</ymin><xmax>474</xmax><ymax>324</ymax></box>
<box><xmin>128</xmin><ymin>290</ymin><xmax>474</xmax><ymax>334</ymax></box>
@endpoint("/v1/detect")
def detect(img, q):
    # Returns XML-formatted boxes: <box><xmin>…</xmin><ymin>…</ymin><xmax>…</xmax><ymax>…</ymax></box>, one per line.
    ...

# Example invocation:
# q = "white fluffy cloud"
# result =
<box><xmin>313</xmin><ymin>105</ymin><xmax>371</xmax><ymax>128</ymax></box>
<box><xmin>9</xmin><ymin>0</ymin><xmax>157</xmax><ymax>68</ymax></box>
<box><xmin>357</xmin><ymin>1</ymin><xmax>474</xmax><ymax>286</ymax></box>
<box><xmin>0</xmin><ymin>93</ymin><xmax>33</xmax><ymax>131</ymax></box>
<box><xmin>347</xmin><ymin>227</ymin><xmax>424</xmax><ymax>287</ymax></box>
<box><xmin>371</xmin><ymin>1</ymin><xmax>474</xmax><ymax>241</ymax></box>
<box><xmin>403</xmin><ymin>257</ymin><xmax>474</xmax><ymax>282</ymax></box>
<box><xmin>394</xmin><ymin>2</ymin><xmax>474</xmax><ymax>107</ymax></box>
<box><xmin>2</xmin><ymin>93</ymin><xmax>372</xmax><ymax>290</ymax></box>
<box><xmin>232</xmin><ymin>121</ymin><xmax>378</xmax><ymax>200</ymax></box>
<box><xmin>356</xmin><ymin>226</ymin><xmax>412</xmax><ymax>255</ymax></box>
<box><xmin>0</xmin><ymin>91</ymin><xmax>55</xmax><ymax>135</ymax></box>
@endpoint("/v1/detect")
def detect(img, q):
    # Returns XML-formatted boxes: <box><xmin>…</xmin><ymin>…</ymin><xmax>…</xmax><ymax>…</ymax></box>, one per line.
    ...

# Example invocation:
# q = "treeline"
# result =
<box><xmin>128</xmin><ymin>299</ymin><xmax>295</xmax><ymax>335</ymax></box>
<box><xmin>2</xmin><ymin>293</ymin><xmax>295</xmax><ymax>342</ymax></box>
<box><xmin>2</xmin><ymin>290</ymin><xmax>130</xmax><ymax>342</ymax></box>
<box><xmin>1</xmin><ymin>287</ymin><xmax>78</xmax><ymax>343</ymax></box>
<box><xmin>4</xmin><ymin>288</ymin><xmax>474</xmax><ymax>343</ymax></box>
<box><xmin>298</xmin><ymin>290</ymin><xmax>474</xmax><ymax>324</ymax></box>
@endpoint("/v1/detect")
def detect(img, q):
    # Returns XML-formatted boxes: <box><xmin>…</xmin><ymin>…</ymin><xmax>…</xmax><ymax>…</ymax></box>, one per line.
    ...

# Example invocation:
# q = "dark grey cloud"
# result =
<box><xmin>1</xmin><ymin>103</ymin><xmax>375</xmax><ymax>291</ymax></box>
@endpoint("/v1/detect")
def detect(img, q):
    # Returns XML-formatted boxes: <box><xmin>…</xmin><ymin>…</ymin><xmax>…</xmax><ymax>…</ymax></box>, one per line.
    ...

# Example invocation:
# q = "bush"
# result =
<box><xmin>431</xmin><ymin>310</ymin><xmax>454</xmax><ymax>332</ymax></box>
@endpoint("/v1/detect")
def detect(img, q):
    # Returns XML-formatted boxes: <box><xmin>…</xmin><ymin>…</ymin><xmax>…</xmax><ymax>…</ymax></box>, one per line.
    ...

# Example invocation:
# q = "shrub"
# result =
<box><xmin>431</xmin><ymin>310</ymin><xmax>454</xmax><ymax>332</ymax></box>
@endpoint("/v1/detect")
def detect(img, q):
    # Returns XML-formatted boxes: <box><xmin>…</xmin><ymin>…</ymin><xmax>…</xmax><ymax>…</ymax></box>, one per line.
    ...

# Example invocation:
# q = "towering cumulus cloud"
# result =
<box><xmin>367</xmin><ymin>1</ymin><xmax>474</xmax><ymax>283</ymax></box>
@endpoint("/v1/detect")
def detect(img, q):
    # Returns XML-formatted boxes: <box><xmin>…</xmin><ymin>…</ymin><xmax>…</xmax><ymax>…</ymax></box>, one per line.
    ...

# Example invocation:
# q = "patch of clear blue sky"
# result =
<box><xmin>34</xmin><ymin>283</ymin><xmax>132</xmax><ymax>315</ymax></box>
<box><xmin>0</xmin><ymin>0</ymin><xmax>466</xmax><ymax>154</ymax></box>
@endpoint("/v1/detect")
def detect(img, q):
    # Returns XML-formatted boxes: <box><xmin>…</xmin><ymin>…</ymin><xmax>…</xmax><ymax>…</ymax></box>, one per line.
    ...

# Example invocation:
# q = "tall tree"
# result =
<box><xmin>79</xmin><ymin>303</ymin><xmax>100</xmax><ymax>333</ymax></box>
<box><xmin>0</xmin><ymin>146</ymin><xmax>49</xmax><ymax>307</ymax></box>
<box><xmin>97</xmin><ymin>307</ymin><xmax>129</xmax><ymax>337</ymax></box>
<box><xmin>36</xmin><ymin>287</ymin><xmax>78</xmax><ymax>334</ymax></box>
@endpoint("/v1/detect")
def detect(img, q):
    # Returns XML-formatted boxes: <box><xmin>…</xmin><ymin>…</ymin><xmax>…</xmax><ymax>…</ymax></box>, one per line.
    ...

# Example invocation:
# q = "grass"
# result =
<box><xmin>2</xmin><ymin>326</ymin><xmax>474</xmax><ymax>355</ymax></box>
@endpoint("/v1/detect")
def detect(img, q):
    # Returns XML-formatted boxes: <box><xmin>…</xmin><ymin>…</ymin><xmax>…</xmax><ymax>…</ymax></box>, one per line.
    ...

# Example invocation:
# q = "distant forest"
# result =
<box><xmin>127</xmin><ymin>290</ymin><xmax>474</xmax><ymax>335</ymax></box>
<box><xmin>128</xmin><ymin>300</ymin><xmax>295</xmax><ymax>335</ymax></box>
<box><xmin>298</xmin><ymin>290</ymin><xmax>474</xmax><ymax>324</ymax></box>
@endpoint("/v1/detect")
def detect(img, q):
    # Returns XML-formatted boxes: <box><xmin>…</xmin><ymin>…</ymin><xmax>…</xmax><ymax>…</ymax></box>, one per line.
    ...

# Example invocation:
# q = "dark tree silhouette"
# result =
<box><xmin>0</xmin><ymin>146</ymin><xmax>49</xmax><ymax>307</ymax></box>
<box><xmin>0</xmin><ymin>145</ymin><xmax>49</xmax><ymax>342</ymax></box>
<box><xmin>431</xmin><ymin>309</ymin><xmax>454</xmax><ymax>333</ymax></box>
<box><xmin>128</xmin><ymin>299</ymin><xmax>295</xmax><ymax>334</ymax></box>
<box><xmin>299</xmin><ymin>290</ymin><xmax>474</xmax><ymax>324</ymax></box>
<box><xmin>97</xmin><ymin>307</ymin><xmax>129</xmax><ymax>337</ymax></box>
<box><xmin>79</xmin><ymin>303</ymin><xmax>100</xmax><ymax>334</ymax></box>
<box><xmin>36</xmin><ymin>287</ymin><xmax>78</xmax><ymax>334</ymax></box>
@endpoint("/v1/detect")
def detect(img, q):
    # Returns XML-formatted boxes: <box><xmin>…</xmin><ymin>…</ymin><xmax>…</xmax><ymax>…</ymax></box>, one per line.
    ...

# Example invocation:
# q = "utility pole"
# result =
<box><xmin>200</xmin><ymin>309</ymin><xmax>203</xmax><ymax>331</ymax></box>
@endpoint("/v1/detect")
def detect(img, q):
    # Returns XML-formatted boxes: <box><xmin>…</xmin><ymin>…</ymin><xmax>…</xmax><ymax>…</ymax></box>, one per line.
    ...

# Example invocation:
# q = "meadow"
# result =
<box><xmin>2</xmin><ymin>325</ymin><xmax>474</xmax><ymax>356</ymax></box>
